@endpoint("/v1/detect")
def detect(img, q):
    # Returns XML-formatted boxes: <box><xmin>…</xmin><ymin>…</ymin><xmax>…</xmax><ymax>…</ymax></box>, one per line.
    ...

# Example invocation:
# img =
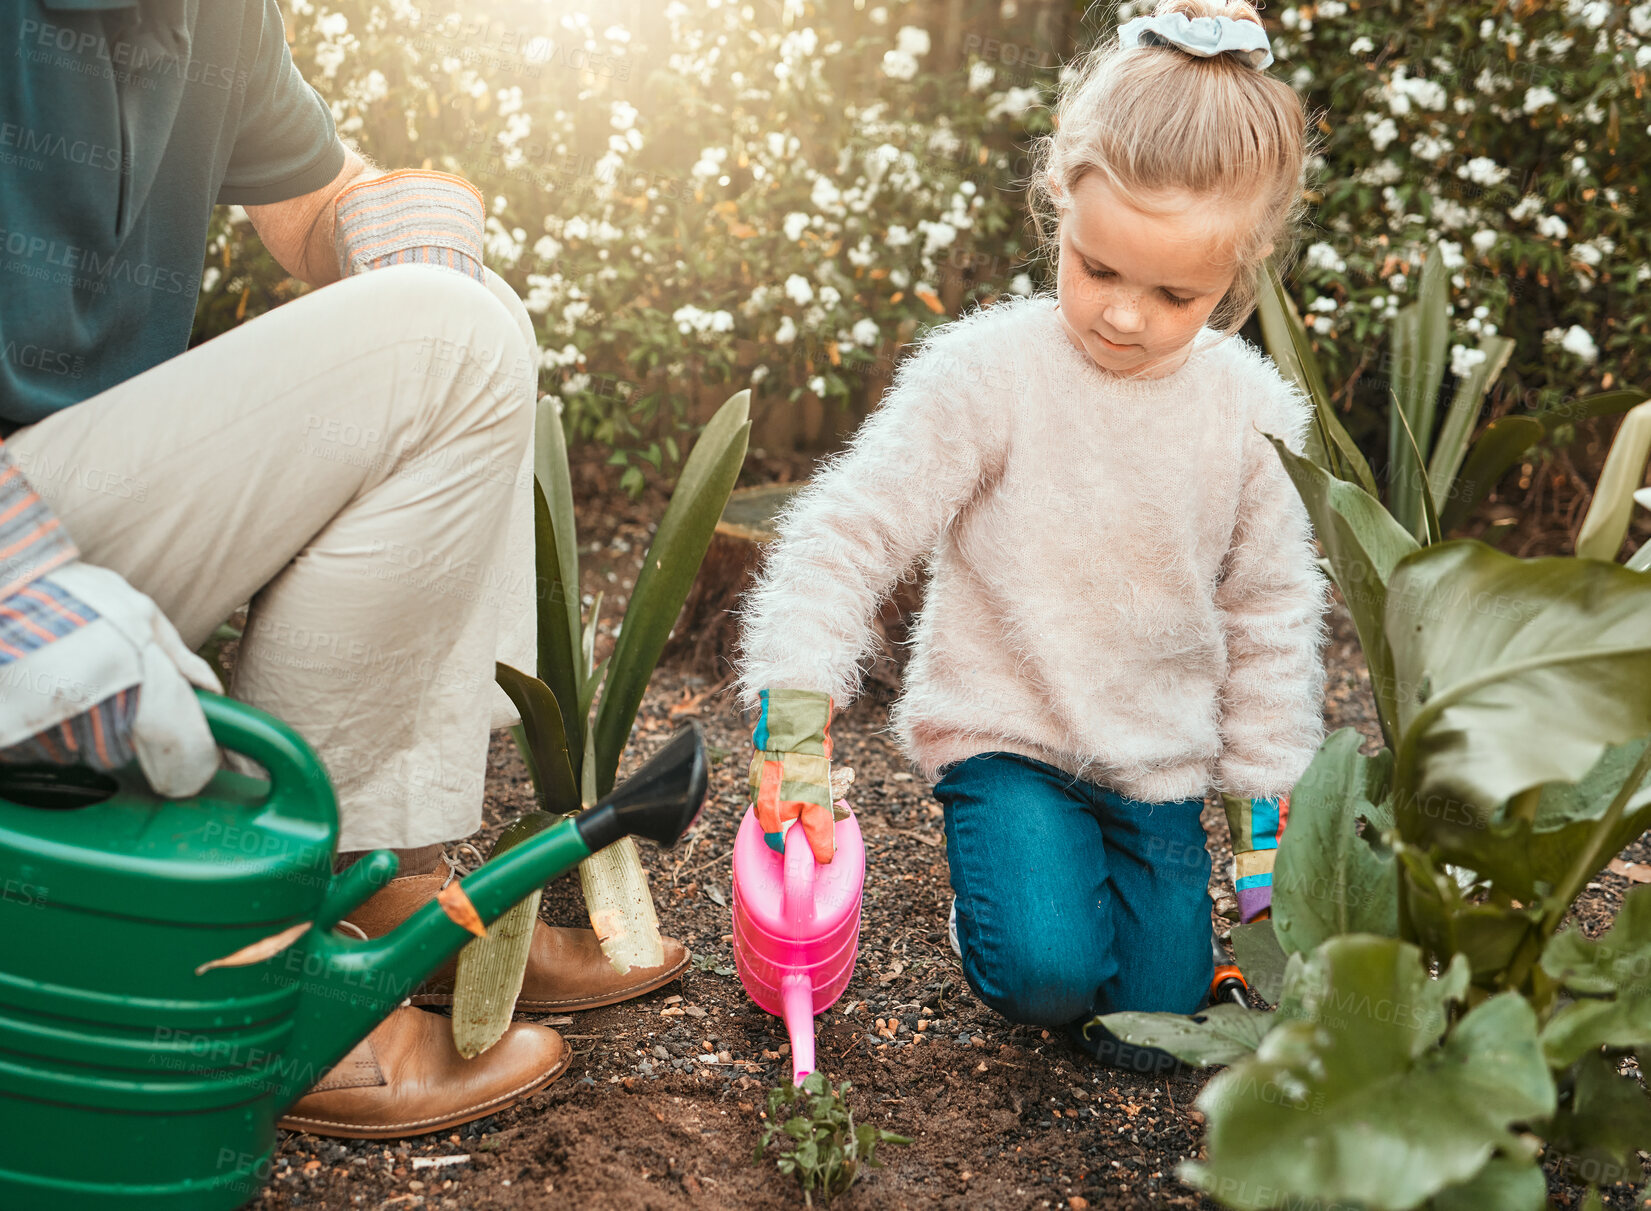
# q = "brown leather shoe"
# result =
<box><xmin>278</xmin><ymin>1006</ymin><xmax>569</xmax><ymax>1139</ymax></box>
<box><xmin>345</xmin><ymin>871</ymin><xmax>691</xmax><ymax>1012</ymax></box>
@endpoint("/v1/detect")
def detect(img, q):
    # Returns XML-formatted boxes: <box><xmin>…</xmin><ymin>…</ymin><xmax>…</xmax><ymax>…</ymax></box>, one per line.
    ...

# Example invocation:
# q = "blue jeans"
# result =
<box><xmin>935</xmin><ymin>751</ymin><xmax>1215</xmax><ymax>1073</ymax></box>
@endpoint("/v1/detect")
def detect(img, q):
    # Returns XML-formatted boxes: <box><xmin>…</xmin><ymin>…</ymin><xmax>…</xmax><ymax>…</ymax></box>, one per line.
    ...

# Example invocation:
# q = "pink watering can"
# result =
<box><xmin>731</xmin><ymin>781</ymin><xmax>865</xmax><ymax>1086</ymax></box>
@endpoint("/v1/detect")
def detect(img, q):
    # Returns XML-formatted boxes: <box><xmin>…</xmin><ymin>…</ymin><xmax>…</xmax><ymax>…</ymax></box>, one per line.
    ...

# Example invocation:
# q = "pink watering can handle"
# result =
<box><xmin>782</xmin><ymin>819</ymin><xmax>817</xmax><ymax>932</ymax></box>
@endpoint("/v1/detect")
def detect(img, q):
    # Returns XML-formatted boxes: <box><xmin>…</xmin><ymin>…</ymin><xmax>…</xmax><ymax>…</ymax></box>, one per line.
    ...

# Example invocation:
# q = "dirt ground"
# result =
<box><xmin>260</xmin><ymin>455</ymin><xmax>1650</xmax><ymax>1211</ymax></box>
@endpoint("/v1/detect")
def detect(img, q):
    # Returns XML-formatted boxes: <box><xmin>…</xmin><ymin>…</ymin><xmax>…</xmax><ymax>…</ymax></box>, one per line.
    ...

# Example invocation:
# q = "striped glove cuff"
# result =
<box><xmin>334</xmin><ymin>170</ymin><xmax>487</xmax><ymax>283</ymax></box>
<box><xmin>0</xmin><ymin>444</ymin><xmax>77</xmax><ymax>600</ymax></box>
<box><xmin>1224</xmin><ymin>792</ymin><xmax>1290</xmax><ymax>924</ymax></box>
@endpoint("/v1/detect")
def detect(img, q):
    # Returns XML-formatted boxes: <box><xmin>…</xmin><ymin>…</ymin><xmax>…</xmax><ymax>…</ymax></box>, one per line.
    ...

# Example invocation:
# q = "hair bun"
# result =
<box><xmin>1154</xmin><ymin>0</ymin><xmax>1265</xmax><ymax>27</ymax></box>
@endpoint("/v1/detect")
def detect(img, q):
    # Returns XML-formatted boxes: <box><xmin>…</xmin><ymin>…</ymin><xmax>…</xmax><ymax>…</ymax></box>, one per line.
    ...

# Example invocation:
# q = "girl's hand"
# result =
<box><xmin>748</xmin><ymin>687</ymin><xmax>846</xmax><ymax>863</ymax></box>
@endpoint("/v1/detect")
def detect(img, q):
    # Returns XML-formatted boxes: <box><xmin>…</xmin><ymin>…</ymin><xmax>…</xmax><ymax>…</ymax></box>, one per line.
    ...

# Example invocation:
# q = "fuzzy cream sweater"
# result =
<box><xmin>733</xmin><ymin>295</ymin><xmax>1329</xmax><ymax>803</ymax></box>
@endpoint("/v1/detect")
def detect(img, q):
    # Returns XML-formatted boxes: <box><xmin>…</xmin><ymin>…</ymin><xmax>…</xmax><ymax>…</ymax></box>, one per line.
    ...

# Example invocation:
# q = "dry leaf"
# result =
<box><xmin>437</xmin><ymin>881</ymin><xmax>487</xmax><ymax>938</ymax></box>
<box><xmin>195</xmin><ymin>921</ymin><xmax>311</xmax><ymax>975</ymax></box>
<box><xmin>1609</xmin><ymin>858</ymin><xmax>1651</xmax><ymax>884</ymax></box>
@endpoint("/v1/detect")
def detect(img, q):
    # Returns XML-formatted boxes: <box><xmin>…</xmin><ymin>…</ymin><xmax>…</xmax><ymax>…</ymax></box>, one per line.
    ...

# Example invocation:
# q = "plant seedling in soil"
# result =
<box><xmin>754</xmin><ymin>1072</ymin><xmax>911</xmax><ymax>1206</ymax></box>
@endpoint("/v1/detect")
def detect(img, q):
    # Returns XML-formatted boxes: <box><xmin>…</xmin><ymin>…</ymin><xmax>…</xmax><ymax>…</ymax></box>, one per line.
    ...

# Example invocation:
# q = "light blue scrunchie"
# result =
<box><xmin>1118</xmin><ymin>12</ymin><xmax>1275</xmax><ymax>70</ymax></box>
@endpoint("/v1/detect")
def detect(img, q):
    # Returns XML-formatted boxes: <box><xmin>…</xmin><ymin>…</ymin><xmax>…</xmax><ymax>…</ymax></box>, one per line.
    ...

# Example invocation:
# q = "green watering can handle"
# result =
<box><xmin>195</xmin><ymin>689</ymin><xmax>339</xmax><ymax>831</ymax></box>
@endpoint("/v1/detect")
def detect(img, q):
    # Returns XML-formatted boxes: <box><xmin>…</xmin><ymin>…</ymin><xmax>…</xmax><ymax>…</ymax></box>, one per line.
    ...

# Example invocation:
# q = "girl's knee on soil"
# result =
<box><xmin>734</xmin><ymin>0</ymin><xmax>1325</xmax><ymax>1070</ymax></box>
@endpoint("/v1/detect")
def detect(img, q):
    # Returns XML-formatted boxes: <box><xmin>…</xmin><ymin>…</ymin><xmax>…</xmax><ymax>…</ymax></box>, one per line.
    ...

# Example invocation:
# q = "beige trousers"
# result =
<box><xmin>6</xmin><ymin>265</ymin><xmax>539</xmax><ymax>851</ymax></box>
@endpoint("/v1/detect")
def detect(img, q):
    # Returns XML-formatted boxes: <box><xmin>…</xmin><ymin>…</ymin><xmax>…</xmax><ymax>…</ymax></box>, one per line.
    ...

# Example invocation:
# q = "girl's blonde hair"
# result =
<box><xmin>1031</xmin><ymin>0</ymin><xmax>1320</xmax><ymax>337</ymax></box>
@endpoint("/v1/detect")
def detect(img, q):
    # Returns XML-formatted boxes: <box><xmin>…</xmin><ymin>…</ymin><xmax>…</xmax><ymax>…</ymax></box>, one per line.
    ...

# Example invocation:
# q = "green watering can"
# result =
<box><xmin>0</xmin><ymin>692</ymin><xmax>707</xmax><ymax>1211</ymax></box>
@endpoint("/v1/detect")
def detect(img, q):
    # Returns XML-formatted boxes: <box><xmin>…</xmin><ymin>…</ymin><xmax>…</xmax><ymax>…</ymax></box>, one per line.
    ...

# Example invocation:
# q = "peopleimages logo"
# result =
<box><xmin>0</xmin><ymin>123</ymin><xmax>129</xmax><ymax>173</ymax></box>
<box><xmin>15</xmin><ymin>18</ymin><xmax>249</xmax><ymax>92</ymax></box>
<box><xmin>0</xmin><ymin>226</ymin><xmax>191</xmax><ymax>295</ymax></box>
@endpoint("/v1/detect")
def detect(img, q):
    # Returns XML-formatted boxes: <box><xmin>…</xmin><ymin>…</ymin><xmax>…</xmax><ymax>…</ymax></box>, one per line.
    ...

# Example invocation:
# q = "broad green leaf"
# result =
<box><xmin>1541</xmin><ymin>1050</ymin><xmax>1651</xmax><ymax>1185</ymax></box>
<box><xmin>1229</xmin><ymin>919</ymin><xmax>1289</xmax><ymax>1006</ymax></box>
<box><xmin>494</xmin><ymin>663</ymin><xmax>579</xmax><ymax>812</ymax></box>
<box><xmin>1439</xmin><ymin>416</ymin><xmax>1546</xmax><ymax>533</ymax></box>
<box><xmin>1096</xmin><ymin>1003</ymin><xmax>1275</xmax><ymax>1068</ymax></box>
<box><xmin>1270</xmin><ymin>438</ymin><xmax>1420</xmax><ymax>748</ymax></box>
<box><xmin>1257</xmin><ymin>260</ymin><xmax>1379</xmax><ymax>497</ymax></box>
<box><xmin>594</xmin><ymin>390</ymin><xmax>750</xmax><ymax>797</ymax></box>
<box><xmin>1541</xmin><ymin>997</ymin><xmax>1651</xmax><ymax>1069</ymax></box>
<box><xmin>1427</xmin><ymin>334</ymin><xmax>1516</xmax><ymax>526</ymax></box>
<box><xmin>1534</xmin><ymin>388</ymin><xmax>1650</xmax><ymax>432</ymax></box>
<box><xmin>1273</xmin><ymin>731</ymin><xmax>1399</xmax><ymax>957</ymax></box>
<box><xmin>1386</xmin><ymin>541</ymin><xmax>1651</xmax><ymax>821</ymax></box>
<box><xmin>1576</xmin><ymin>399</ymin><xmax>1651</xmax><ymax>561</ymax></box>
<box><xmin>1427</xmin><ymin>1156</ymin><xmax>1547</xmax><ymax>1211</ymax></box>
<box><xmin>452</xmin><ymin>811</ymin><xmax>555</xmax><ymax>1058</ymax></box>
<box><xmin>1543</xmin><ymin>884</ymin><xmax>1651</xmax><ymax>996</ymax></box>
<box><xmin>1426</xmin><ymin>738</ymin><xmax>1651</xmax><ymax>904</ymax></box>
<box><xmin>1388</xmin><ymin>248</ymin><xmax>1450</xmax><ymax>536</ymax></box>
<box><xmin>1183</xmin><ymin>939</ymin><xmax>1551</xmax><ymax>1211</ymax></box>
<box><xmin>530</xmin><ymin>483</ymin><xmax>583</xmax><ymax>768</ymax></box>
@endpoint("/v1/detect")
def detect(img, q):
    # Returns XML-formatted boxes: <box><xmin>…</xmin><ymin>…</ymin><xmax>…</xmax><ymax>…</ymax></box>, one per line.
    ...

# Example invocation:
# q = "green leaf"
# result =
<box><xmin>1576</xmin><ymin>399</ymin><xmax>1651</xmax><ymax>561</ymax></box>
<box><xmin>1387</xmin><ymin>248</ymin><xmax>1450</xmax><ymax>536</ymax></box>
<box><xmin>1542</xmin><ymin>1050</ymin><xmax>1651</xmax><ymax>1186</ymax></box>
<box><xmin>1385</xmin><ymin>542</ymin><xmax>1651</xmax><ymax>826</ymax></box>
<box><xmin>1427</xmin><ymin>334</ymin><xmax>1516</xmax><ymax>528</ymax></box>
<box><xmin>1427</xmin><ymin>1156</ymin><xmax>1547</xmax><ymax>1211</ymax></box>
<box><xmin>1229</xmin><ymin>919</ymin><xmax>1290</xmax><ymax>1006</ymax></box>
<box><xmin>593</xmin><ymin>389</ymin><xmax>750</xmax><ymax>797</ymax></box>
<box><xmin>1269</xmin><ymin>438</ymin><xmax>1420</xmax><ymax>749</ymax></box>
<box><xmin>1273</xmin><ymin>731</ymin><xmax>1399</xmax><ymax>957</ymax></box>
<box><xmin>1096</xmin><ymin>1003</ymin><xmax>1275</xmax><ymax>1068</ymax></box>
<box><xmin>1182</xmin><ymin>938</ymin><xmax>1552</xmax><ymax>1211</ymax></box>
<box><xmin>534</xmin><ymin>396</ymin><xmax>585</xmax><ymax>710</ymax></box>
<box><xmin>1541</xmin><ymin>997</ymin><xmax>1651</xmax><ymax>1069</ymax></box>
<box><xmin>1256</xmin><ymin>260</ymin><xmax>1379</xmax><ymax>497</ymax></box>
<box><xmin>1392</xmin><ymin>386</ymin><xmax>1444</xmax><ymax>546</ymax></box>
<box><xmin>494</xmin><ymin>663</ymin><xmax>579</xmax><ymax>812</ymax></box>
<box><xmin>1544</xmin><ymin>884</ymin><xmax>1651</xmax><ymax>996</ymax></box>
<box><xmin>530</xmin><ymin>483</ymin><xmax>584</xmax><ymax>772</ymax></box>
<box><xmin>1439</xmin><ymin>416</ymin><xmax>1546</xmax><ymax>533</ymax></box>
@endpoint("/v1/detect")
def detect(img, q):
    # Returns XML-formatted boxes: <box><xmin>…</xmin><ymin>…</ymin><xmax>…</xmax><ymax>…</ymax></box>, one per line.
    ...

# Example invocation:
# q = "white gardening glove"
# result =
<box><xmin>0</xmin><ymin>561</ymin><xmax>222</xmax><ymax>797</ymax></box>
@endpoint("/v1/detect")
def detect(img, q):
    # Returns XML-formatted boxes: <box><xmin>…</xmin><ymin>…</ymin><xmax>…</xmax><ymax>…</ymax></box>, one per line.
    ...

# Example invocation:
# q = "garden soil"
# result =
<box><xmin>260</xmin><ymin>456</ymin><xmax>1649</xmax><ymax>1210</ymax></box>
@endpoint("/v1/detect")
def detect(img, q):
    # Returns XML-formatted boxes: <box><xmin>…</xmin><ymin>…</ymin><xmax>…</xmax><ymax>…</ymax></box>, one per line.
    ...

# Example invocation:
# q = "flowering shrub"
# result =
<box><xmin>193</xmin><ymin>0</ymin><xmax>1651</xmax><ymax>494</ymax></box>
<box><xmin>1234</xmin><ymin>0</ymin><xmax>1651</xmax><ymax>441</ymax></box>
<box><xmin>196</xmin><ymin>0</ymin><xmax>1041</xmax><ymax>491</ymax></box>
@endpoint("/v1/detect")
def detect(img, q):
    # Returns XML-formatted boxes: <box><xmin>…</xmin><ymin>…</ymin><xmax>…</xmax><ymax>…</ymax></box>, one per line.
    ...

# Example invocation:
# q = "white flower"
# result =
<box><xmin>1349</xmin><ymin>35</ymin><xmax>1375</xmax><ymax>55</ymax></box>
<box><xmin>750</xmin><ymin>365</ymin><xmax>770</xmax><ymax>386</ymax></box>
<box><xmin>1535</xmin><ymin>214</ymin><xmax>1570</xmax><ymax>240</ymax></box>
<box><xmin>808</xmin><ymin>375</ymin><xmax>827</xmax><ymax>395</ymax></box>
<box><xmin>200</xmin><ymin>266</ymin><xmax>220</xmax><ymax>294</ymax></box>
<box><xmin>1524</xmin><ymin>86</ymin><xmax>1558</xmax><ymax>113</ymax></box>
<box><xmin>868</xmin><ymin>5</ymin><xmax>888</xmax><ymax>23</ymax></box>
<box><xmin>810</xmin><ymin>176</ymin><xmax>842</xmax><ymax>212</ymax></box>
<box><xmin>784</xmin><ymin>274</ymin><xmax>814</xmax><ymax>306</ymax></box>
<box><xmin>885</xmin><ymin>225</ymin><xmax>913</xmax><ymax>248</ymax></box>
<box><xmin>691</xmin><ymin>147</ymin><xmax>727</xmax><ymax>181</ymax></box>
<box><xmin>774</xmin><ymin>316</ymin><xmax>797</xmax><ymax>344</ymax></box>
<box><xmin>1571</xmin><ymin>242</ymin><xmax>1603</xmax><ymax>267</ymax></box>
<box><xmin>968</xmin><ymin>61</ymin><xmax>995</xmax><ymax>92</ymax></box>
<box><xmin>1637</xmin><ymin>45</ymin><xmax>1651</xmax><ymax>69</ymax></box>
<box><xmin>1438</xmin><ymin>241</ymin><xmax>1465</xmax><ymax>270</ymax></box>
<box><xmin>1388</xmin><ymin>271</ymin><xmax>1408</xmax><ymax>292</ymax></box>
<box><xmin>1410</xmin><ymin>134</ymin><xmax>1452</xmax><ymax>160</ymax></box>
<box><xmin>987</xmin><ymin>87</ymin><xmax>1042</xmax><ymax>121</ymax></box>
<box><xmin>1317</xmin><ymin>0</ymin><xmax>1346</xmax><ymax>16</ymax></box>
<box><xmin>610</xmin><ymin>101</ymin><xmax>638</xmax><ymax>131</ymax></box>
<box><xmin>1310</xmin><ymin>295</ymin><xmax>1338</xmax><ymax>313</ymax></box>
<box><xmin>1305</xmin><ymin>242</ymin><xmax>1347</xmax><ymax>274</ymax></box>
<box><xmin>818</xmin><ymin>285</ymin><xmax>841</xmax><ymax>310</ymax></box>
<box><xmin>919</xmin><ymin>220</ymin><xmax>958</xmax><ymax>256</ymax></box>
<box><xmin>881</xmin><ymin>49</ymin><xmax>919</xmax><ymax>80</ymax></box>
<box><xmin>1369</xmin><ymin>117</ymin><xmax>1399</xmax><ymax>152</ymax></box>
<box><xmin>1458</xmin><ymin>157</ymin><xmax>1508</xmax><ymax>187</ymax></box>
<box><xmin>1633</xmin><ymin>3</ymin><xmax>1651</xmax><ymax>35</ymax></box>
<box><xmin>852</xmin><ymin>318</ymin><xmax>880</xmax><ymax>346</ymax></box>
<box><xmin>1508</xmin><ymin>195</ymin><xmax>1544</xmax><ymax>223</ymax></box>
<box><xmin>895</xmin><ymin>26</ymin><xmax>931</xmax><ymax>56</ymax></box>
<box><xmin>889</xmin><ymin>268</ymin><xmax>910</xmax><ymax>289</ymax></box>
<box><xmin>561</xmin><ymin>373</ymin><xmax>592</xmax><ymax>397</ymax></box>
<box><xmin>1009</xmin><ymin>273</ymin><xmax>1033</xmax><ymax>295</ymax></box>
<box><xmin>1471</xmin><ymin>230</ymin><xmax>1499</xmax><ymax>255</ymax></box>
<box><xmin>783</xmin><ymin>212</ymin><xmax>810</xmax><ymax>242</ymax></box>
<box><xmin>1450</xmin><ymin>344</ymin><xmax>1488</xmax><ymax>379</ymax></box>
<box><xmin>316</xmin><ymin>11</ymin><xmax>349</xmax><ymax>38</ymax></box>
<box><xmin>1561</xmin><ymin>325</ymin><xmax>1599</xmax><ymax>363</ymax></box>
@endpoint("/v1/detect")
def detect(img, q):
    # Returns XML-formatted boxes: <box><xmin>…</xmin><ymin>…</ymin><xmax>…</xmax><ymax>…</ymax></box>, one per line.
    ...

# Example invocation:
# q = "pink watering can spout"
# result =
<box><xmin>732</xmin><ymin>797</ymin><xmax>865</xmax><ymax>1087</ymax></box>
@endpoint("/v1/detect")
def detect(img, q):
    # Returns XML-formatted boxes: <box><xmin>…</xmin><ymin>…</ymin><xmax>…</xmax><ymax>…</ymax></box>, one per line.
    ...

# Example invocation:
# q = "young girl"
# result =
<box><xmin>733</xmin><ymin>0</ymin><xmax>1328</xmax><ymax>1069</ymax></box>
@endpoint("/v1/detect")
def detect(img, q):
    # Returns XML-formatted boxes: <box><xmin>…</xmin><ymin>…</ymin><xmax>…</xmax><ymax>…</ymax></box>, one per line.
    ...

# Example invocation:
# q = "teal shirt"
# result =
<box><xmin>0</xmin><ymin>0</ymin><xmax>345</xmax><ymax>429</ymax></box>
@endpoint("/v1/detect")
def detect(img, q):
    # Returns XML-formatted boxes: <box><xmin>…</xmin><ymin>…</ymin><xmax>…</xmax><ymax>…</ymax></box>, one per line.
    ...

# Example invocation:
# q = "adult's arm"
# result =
<box><xmin>244</xmin><ymin>149</ymin><xmax>381</xmax><ymax>289</ymax></box>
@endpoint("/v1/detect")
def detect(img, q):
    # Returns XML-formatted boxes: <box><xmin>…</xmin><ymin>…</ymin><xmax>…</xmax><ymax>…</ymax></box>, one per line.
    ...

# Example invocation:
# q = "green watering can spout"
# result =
<box><xmin>0</xmin><ymin>693</ymin><xmax>707</xmax><ymax>1210</ymax></box>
